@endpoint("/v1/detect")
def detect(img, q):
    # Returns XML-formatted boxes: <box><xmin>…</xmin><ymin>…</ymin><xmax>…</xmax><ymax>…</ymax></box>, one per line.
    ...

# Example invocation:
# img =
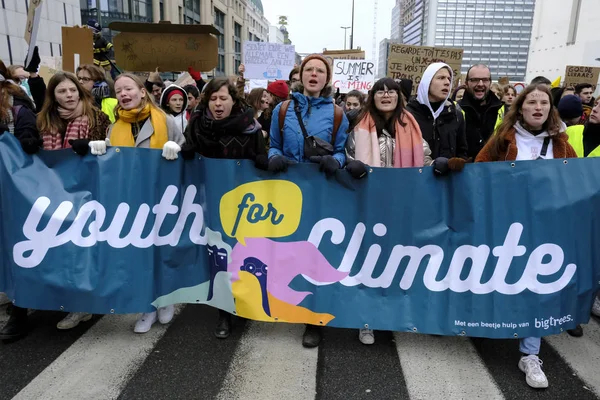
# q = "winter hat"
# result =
<box><xmin>267</xmin><ymin>80</ymin><xmax>289</xmax><ymax>99</ymax></box>
<box><xmin>166</xmin><ymin>88</ymin><xmax>185</xmax><ymax>102</ymax></box>
<box><xmin>397</xmin><ymin>79</ymin><xmax>413</xmax><ymax>101</ymax></box>
<box><xmin>300</xmin><ymin>54</ymin><xmax>332</xmax><ymax>85</ymax></box>
<box><xmin>87</xmin><ymin>19</ymin><xmax>102</xmax><ymax>33</ymax></box>
<box><xmin>558</xmin><ymin>95</ymin><xmax>583</xmax><ymax>120</ymax></box>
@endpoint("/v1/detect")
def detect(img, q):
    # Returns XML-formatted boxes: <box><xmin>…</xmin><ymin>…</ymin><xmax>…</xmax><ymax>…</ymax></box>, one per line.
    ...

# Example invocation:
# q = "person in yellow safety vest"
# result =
<box><xmin>494</xmin><ymin>85</ymin><xmax>517</xmax><ymax>131</ymax></box>
<box><xmin>76</xmin><ymin>64</ymin><xmax>118</xmax><ymax>123</ymax></box>
<box><xmin>567</xmin><ymin>99</ymin><xmax>600</xmax><ymax>158</ymax></box>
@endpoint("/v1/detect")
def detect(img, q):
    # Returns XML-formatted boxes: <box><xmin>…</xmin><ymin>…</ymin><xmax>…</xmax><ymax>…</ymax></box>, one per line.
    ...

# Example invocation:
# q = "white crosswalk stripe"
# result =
<box><xmin>1</xmin><ymin>307</ymin><xmax>599</xmax><ymax>400</ymax></box>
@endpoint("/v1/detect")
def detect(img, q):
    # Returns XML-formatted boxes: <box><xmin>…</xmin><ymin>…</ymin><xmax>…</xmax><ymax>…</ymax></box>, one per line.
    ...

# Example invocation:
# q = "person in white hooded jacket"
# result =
<box><xmin>160</xmin><ymin>84</ymin><xmax>189</xmax><ymax>134</ymax></box>
<box><xmin>406</xmin><ymin>62</ymin><xmax>469</xmax><ymax>174</ymax></box>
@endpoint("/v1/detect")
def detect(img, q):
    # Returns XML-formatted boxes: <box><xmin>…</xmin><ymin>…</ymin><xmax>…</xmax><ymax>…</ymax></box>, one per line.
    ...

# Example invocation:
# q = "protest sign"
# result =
<box><xmin>61</xmin><ymin>26</ymin><xmax>94</xmax><ymax>72</ymax></box>
<box><xmin>243</xmin><ymin>41</ymin><xmax>295</xmax><ymax>80</ymax></box>
<box><xmin>332</xmin><ymin>59</ymin><xmax>375</xmax><ymax>93</ymax></box>
<box><xmin>322</xmin><ymin>49</ymin><xmax>366</xmax><ymax>68</ymax></box>
<box><xmin>1</xmin><ymin>132</ymin><xmax>599</xmax><ymax>339</ymax></box>
<box><xmin>174</xmin><ymin>72</ymin><xmax>196</xmax><ymax>88</ymax></box>
<box><xmin>244</xmin><ymin>79</ymin><xmax>269</xmax><ymax>94</ymax></box>
<box><xmin>563</xmin><ymin>65</ymin><xmax>600</xmax><ymax>91</ymax></box>
<box><xmin>109</xmin><ymin>22</ymin><xmax>219</xmax><ymax>72</ymax></box>
<box><xmin>387</xmin><ymin>43</ymin><xmax>463</xmax><ymax>92</ymax></box>
<box><xmin>24</xmin><ymin>0</ymin><xmax>43</xmax><ymax>65</ymax></box>
<box><xmin>38</xmin><ymin>56</ymin><xmax>62</xmax><ymax>82</ymax></box>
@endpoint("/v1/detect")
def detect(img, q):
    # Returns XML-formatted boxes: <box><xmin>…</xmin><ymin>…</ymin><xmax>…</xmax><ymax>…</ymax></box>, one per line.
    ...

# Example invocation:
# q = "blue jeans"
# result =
<box><xmin>520</xmin><ymin>337</ymin><xmax>541</xmax><ymax>355</ymax></box>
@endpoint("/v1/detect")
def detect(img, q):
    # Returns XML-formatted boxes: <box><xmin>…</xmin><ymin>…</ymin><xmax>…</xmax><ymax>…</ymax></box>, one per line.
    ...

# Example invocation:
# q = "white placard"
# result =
<box><xmin>243</xmin><ymin>41</ymin><xmax>295</xmax><ymax>80</ymax></box>
<box><xmin>332</xmin><ymin>59</ymin><xmax>376</xmax><ymax>94</ymax></box>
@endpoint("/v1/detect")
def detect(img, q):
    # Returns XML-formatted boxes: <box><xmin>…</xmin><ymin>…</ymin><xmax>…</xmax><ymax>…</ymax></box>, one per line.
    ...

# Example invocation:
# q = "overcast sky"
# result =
<box><xmin>261</xmin><ymin>0</ymin><xmax>395</xmax><ymax>63</ymax></box>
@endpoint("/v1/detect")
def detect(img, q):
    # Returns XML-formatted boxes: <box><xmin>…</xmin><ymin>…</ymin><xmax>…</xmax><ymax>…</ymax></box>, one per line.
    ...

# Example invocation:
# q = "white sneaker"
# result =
<box><xmin>57</xmin><ymin>312</ymin><xmax>93</xmax><ymax>330</ymax></box>
<box><xmin>592</xmin><ymin>297</ymin><xmax>600</xmax><ymax>317</ymax></box>
<box><xmin>157</xmin><ymin>305</ymin><xmax>174</xmax><ymax>324</ymax></box>
<box><xmin>359</xmin><ymin>328</ymin><xmax>375</xmax><ymax>345</ymax></box>
<box><xmin>134</xmin><ymin>311</ymin><xmax>157</xmax><ymax>334</ymax></box>
<box><xmin>0</xmin><ymin>292</ymin><xmax>10</xmax><ymax>306</ymax></box>
<box><xmin>518</xmin><ymin>355</ymin><xmax>549</xmax><ymax>389</ymax></box>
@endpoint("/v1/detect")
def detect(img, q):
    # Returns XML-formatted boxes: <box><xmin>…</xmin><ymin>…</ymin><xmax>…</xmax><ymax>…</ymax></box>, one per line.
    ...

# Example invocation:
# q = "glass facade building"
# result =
<box><xmin>402</xmin><ymin>0</ymin><xmax>535</xmax><ymax>81</ymax></box>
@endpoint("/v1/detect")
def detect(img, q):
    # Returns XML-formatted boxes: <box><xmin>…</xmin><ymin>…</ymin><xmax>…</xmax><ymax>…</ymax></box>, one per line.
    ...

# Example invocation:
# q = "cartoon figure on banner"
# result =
<box><xmin>263</xmin><ymin>61</ymin><xmax>283</xmax><ymax>80</ymax></box>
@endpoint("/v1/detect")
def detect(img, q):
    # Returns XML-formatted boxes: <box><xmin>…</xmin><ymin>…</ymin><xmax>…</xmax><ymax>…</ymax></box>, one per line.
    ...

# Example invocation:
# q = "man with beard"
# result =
<box><xmin>459</xmin><ymin>64</ymin><xmax>503</xmax><ymax>158</ymax></box>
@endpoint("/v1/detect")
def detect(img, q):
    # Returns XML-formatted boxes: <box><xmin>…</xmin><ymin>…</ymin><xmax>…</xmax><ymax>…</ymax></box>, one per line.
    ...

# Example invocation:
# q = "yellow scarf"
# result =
<box><xmin>110</xmin><ymin>104</ymin><xmax>169</xmax><ymax>149</ymax></box>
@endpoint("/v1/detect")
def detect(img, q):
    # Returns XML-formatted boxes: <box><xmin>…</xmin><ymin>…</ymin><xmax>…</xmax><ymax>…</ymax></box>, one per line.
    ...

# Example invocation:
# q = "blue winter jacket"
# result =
<box><xmin>268</xmin><ymin>91</ymin><xmax>349</xmax><ymax>166</ymax></box>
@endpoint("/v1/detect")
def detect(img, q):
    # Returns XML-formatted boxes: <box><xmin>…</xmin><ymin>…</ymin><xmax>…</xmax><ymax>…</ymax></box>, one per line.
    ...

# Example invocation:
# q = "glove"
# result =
<box><xmin>432</xmin><ymin>157</ymin><xmax>450</xmax><ymax>176</ymax></box>
<box><xmin>89</xmin><ymin>138</ymin><xmax>110</xmax><ymax>156</ymax></box>
<box><xmin>68</xmin><ymin>139</ymin><xmax>90</xmax><ymax>156</ymax></box>
<box><xmin>448</xmin><ymin>157</ymin><xmax>467</xmax><ymax>172</ymax></box>
<box><xmin>162</xmin><ymin>141</ymin><xmax>181</xmax><ymax>160</ymax></box>
<box><xmin>268</xmin><ymin>155</ymin><xmax>290</xmax><ymax>173</ymax></box>
<box><xmin>187</xmin><ymin>66</ymin><xmax>201</xmax><ymax>81</ymax></box>
<box><xmin>345</xmin><ymin>160</ymin><xmax>369</xmax><ymax>179</ymax></box>
<box><xmin>20</xmin><ymin>138</ymin><xmax>42</xmax><ymax>154</ymax></box>
<box><xmin>24</xmin><ymin>46</ymin><xmax>40</xmax><ymax>73</ymax></box>
<box><xmin>180</xmin><ymin>143</ymin><xmax>196</xmax><ymax>160</ymax></box>
<box><xmin>254</xmin><ymin>154</ymin><xmax>269</xmax><ymax>171</ymax></box>
<box><xmin>309</xmin><ymin>155</ymin><xmax>341</xmax><ymax>177</ymax></box>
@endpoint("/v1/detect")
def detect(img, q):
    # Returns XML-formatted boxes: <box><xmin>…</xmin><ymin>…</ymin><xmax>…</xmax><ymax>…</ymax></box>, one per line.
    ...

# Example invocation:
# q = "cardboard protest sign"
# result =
<box><xmin>61</xmin><ymin>27</ymin><xmax>94</xmax><ymax>72</ymax></box>
<box><xmin>563</xmin><ymin>65</ymin><xmax>600</xmax><ymax>91</ymax></box>
<box><xmin>38</xmin><ymin>56</ymin><xmax>62</xmax><ymax>82</ymax></box>
<box><xmin>243</xmin><ymin>41</ymin><xmax>295</xmax><ymax>80</ymax></box>
<box><xmin>332</xmin><ymin>59</ymin><xmax>375</xmax><ymax>93</ymax></box>
<box><xmin>174</xmin><ymin>72</ymin><xmax>196</xmax><ymax>88</ymax></box>
<box><xmin>387</xmin><ymin>43</ymin><xmax>463</xmax><ymax>93</ymax></box>
<box><xmin>24</xmin><ymin>0</ymin><xmax>43</xmax><ymax>65</ymax></box>
<box><xmin>109</xmin><ymin>22</ymin><xmax>218</xmax><ymax>72</ymax></box>
<box><xmin>322</xmin><ymin>49</ymin><xmax>365</xmax><ymax>68</ymax></box>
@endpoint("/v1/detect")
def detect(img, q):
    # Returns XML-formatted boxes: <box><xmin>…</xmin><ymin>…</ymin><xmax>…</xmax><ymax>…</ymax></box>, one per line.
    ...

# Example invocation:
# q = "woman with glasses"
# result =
<box><xmin>76</xmin><ymin>64</ymin><xmax>118</xmax><ymax>123</ymax></box>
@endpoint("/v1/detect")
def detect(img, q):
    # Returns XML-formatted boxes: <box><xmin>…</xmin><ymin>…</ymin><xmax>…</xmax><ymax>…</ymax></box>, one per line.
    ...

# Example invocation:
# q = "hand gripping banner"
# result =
<box><xmin>1</xmin><ymin>133</ymin><xmax>599</xmax><ymax>338</ymax></box>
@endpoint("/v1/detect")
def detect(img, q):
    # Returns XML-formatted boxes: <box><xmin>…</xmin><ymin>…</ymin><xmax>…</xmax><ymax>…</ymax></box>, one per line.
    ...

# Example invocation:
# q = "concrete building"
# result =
<box><xmin>400</xmin><ymin>0</ymin><xmax>536</xmax><ymax>81</ymax></box>
<box><xmin>526</xmin><ymin>0</ymin><xmax>600</xmax><ymax>85</ymax></box>
<box><xmin>378</xmin><ymin>38</ymin><xmax>391</xmax><ymax>79</ymax></box>
<box><xmin>390</xmin><ymin>0</ymin><xmax>403</xmax><ymax>42</ymax></box>
<box><xmin>269</xmin><ymin>25</ymin><xmax>285</xmax><ymax>45</ymax></box>
<box><xmin>1</xmin><ymin>0</ymin><xmax>81</xmax><ymax>65</ymax></box>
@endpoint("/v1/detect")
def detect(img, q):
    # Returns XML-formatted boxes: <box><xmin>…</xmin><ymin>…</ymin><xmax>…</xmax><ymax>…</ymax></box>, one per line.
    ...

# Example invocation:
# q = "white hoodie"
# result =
<box><xmin>416</xmin><ymin>62</ymin><xmax>454</xmax><ymax>121</ymax></box>
<box><xmin>514</xmin><ymin>122</ymin><xmax>553</xmax><ymax>160</ymax></box>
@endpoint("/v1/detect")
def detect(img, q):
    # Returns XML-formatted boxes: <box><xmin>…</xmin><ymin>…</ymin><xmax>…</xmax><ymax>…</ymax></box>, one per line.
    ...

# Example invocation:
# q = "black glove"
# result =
<box><xmin>268</xmin><ymin>155</ymin><xmax>290</xmax><ymax>173</ymax></box>
<box><xmin>181</xmin><ymin>144</ymin><xmax>196</xmax><ymax>160</ymax></box>
<box><xmin>309</xmin><ymin>155</ymin><xmax>341</xmax><ymax>177</ymax></box>
<box><xmin>20</xmin><ymin>138</ymin><xmax>42</xmax><ymax>154</ymax></box>
<box><xmin>345</xmin><ymin>160</ymin><xmax>369</xmax><ymax>179</ymax></box>
<box><xmin>254</xmin><ymin>154</ymin><xmax>269</xmax><ymax>171</ymax></box>
<box><xmin>24</xmin><ymin>46</ymin><xmax>41</xmax><ymax>73</ymax></box>
<box><xmin>432</xmin><ymin>157</ymin><xmax>450</xmax><ymax>176</ymax></box>
<box><xmin>68</xmin><ymin>139</ymin><xmax>90</xmax><ymax>156</ymax></box>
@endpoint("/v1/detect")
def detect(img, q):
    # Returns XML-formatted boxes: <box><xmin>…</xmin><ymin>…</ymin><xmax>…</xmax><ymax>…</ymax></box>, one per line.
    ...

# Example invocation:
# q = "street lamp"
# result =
<box><xmin>341</xmin><ymin>26</ymin><xmax>350</xmax><ymax>50</ymax></box>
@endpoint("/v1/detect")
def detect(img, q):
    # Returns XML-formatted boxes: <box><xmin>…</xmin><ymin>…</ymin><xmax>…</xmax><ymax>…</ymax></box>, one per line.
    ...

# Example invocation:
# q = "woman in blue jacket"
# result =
<box><xmin>268</xmin><ymin>54</ymin><xmax>349</xmax><ymax>177</ymax></box>
<box><xmin>267</xmin><ymin>54</ymin><xmax>349</xmax><ymax>348</ymax></box>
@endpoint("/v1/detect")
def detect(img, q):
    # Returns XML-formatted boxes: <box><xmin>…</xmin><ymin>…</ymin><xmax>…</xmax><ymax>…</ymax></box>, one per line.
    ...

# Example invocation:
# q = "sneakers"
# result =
<box><xmin>134</xmin><ymin>311</ymin><xmax>157</xmax><ymax>334</ymax></box>
<box><xmin>567</xmin><ymin>324</ymin><xmax>583</xmax><ymax>337</ymax></box>
<box><xmin>157</xmin><ymin>305</ymin><xmax>175</xmax><ymax>324</ymax></box>
<box><xmin>214</xmin><ymin>310</ymin><xmax>232</xmax><ymax>339</ymax></box>
<box><xmin>57</xmin><ymin>312</ymin><xmax>93</xmax><ymax>330</ymax></box>
<box><xmin>302</xmin><ymin>324</ymin><xmax>322</xmax><ymax>348</ymax></box>
<box><xmin>519</xmin><ymin>355</ymin><xmax>549</xmax><ymax>389</ymax></box>
<box><xmin>359</xmin><ymin>328</ymin><xmax>375</xmax><ymax>345</ymax></box>
<box><xmin>592</xmin><ymin>297</ymin><xmax>600</xmax><ymax>317</ymax></box>
<box><xmin>0</xmin><ymin>292</ymin><xmax>10</xmax><ymax>306</ymax></box>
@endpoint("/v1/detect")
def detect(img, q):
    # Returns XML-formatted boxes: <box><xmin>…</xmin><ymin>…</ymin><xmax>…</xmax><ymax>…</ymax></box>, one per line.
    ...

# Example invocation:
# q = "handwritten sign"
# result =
<box><xmin>387</xmin><ymin>43</ymin><xmax>463</xmax><ymax>93</ymax></box>
<box><xmin>24</xmin><ymin>0</ymin><xmax>43</xmax><ymax>65</ymax></box>
<box><xmin>61</xmin><ymin>27</ymin><xmax>94</xmax><ymax>72</ymax></box>
<box><xmin>332</xmin><ymin>59</ymin><xmax>375</xmax><ymax>93</ymax></box>
<box><xmin>243</xmin><ymin>41</ymin><xmax>296</xmax><ymax>80</ymax></box>
<box><xmin>322</xmin><ymin>49</ymin><xmax>366</xmax><ymax>69</ymax></box>
<box><xmin>563</xmin><ymin>65</ymin><xmax>600</xmax><ymax>91</ymax></box>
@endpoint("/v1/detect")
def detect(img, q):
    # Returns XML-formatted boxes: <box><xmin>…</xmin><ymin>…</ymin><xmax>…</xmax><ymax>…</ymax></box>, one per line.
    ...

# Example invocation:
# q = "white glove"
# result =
<box><xmin>89</xmin><ymin>138</ymin><xmax>111</xmax><ymax>156</ymax></box>
<box><xmin>162</xmin><ymin>141</ymin><xmax>181</xmax><ymax>160</ymax></box>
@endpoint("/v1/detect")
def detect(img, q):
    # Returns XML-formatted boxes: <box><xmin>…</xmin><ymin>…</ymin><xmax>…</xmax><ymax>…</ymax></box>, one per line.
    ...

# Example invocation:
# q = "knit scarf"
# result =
<box><xmin>43</xmin><ymin>101</ymin><xmax>90</xmax><ymax>150</ymax></box>
<box><xmin>110</xmin><ymin>104</ymin><xmax>168</xmax><ymax>149</ymax></box>
<box><xmin>354</xmin><ymin>112</ymin><xmax>424</xmax><ymax>168</ymax></box>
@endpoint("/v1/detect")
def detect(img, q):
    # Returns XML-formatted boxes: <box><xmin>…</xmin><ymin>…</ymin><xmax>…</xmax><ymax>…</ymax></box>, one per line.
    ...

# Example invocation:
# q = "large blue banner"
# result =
<box><xmin>0</xmin><ymin>132</ymin><xmax>599</xmax><ymax>338</ymax></box>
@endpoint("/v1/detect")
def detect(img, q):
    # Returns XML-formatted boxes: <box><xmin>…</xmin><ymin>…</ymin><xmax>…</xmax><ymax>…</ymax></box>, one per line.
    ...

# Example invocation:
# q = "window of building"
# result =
<box><xmin>234</xmin><ymin>22</ymin><xmax>242</xmax><ymax>72</ymax></box>
<box><xmin>214</xmin><ymin>7</ymin><xmax>226</xmax><ymax>74</ymax></box>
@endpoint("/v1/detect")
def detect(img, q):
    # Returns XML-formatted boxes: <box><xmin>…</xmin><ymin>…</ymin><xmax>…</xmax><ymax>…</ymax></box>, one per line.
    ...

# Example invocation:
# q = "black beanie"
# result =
<box><xmin>558</xmin><ymin>95</ymin><xmax>583</xmax><ymax>120</ymax></box>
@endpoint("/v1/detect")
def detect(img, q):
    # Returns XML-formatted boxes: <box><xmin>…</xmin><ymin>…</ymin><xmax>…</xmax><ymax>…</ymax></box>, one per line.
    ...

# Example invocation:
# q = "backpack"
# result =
<box><xmin>278</xmin><ymin>100</ymin><xmax>344</xmax><ymax>148</ymax></box>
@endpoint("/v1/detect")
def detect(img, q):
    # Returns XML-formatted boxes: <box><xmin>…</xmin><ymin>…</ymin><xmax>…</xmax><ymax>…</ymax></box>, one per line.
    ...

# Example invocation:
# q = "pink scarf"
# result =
<box><xmin>42</xmin><ymin>101</ymin><xmax>90</xmax><ymax>150</ymax></box>
<box><xmin>354</xmin><ymin>111</ymin><xmax>424</xmax><ymax>168</ymax></box>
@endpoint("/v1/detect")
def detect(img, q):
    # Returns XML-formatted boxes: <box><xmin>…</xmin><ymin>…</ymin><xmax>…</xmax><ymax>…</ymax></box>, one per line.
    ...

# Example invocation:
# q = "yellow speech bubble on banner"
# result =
<box><xmin>219</xmin><ymin>180</ymin><xmax>302</xmax><ymax>245</ymax></box>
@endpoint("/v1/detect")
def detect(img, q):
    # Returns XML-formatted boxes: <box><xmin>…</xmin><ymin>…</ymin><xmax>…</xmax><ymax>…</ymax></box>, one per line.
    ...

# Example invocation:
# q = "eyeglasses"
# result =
<box><xmin>77</xmin><ymin>77</ymin><xmax>93</xmax><ymax>83</ymax></box>
<box><xmin>375</xmin><ymin>90</ymin><xmax>398</xmax><ymax>97</ymax></box>
<box><xmin>467</xmin><ymin>78</ymin><xmax>492</xmax><ymax>84</ymax></box>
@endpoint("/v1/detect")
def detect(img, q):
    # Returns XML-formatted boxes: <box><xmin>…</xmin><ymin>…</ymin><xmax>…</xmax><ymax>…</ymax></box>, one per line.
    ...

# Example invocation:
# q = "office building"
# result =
<box><xmin>390</xmin><ymin>0</ymin><xmax>403</xmax><ymax>42</ymax></box>
<box><xmin>378</xmin><ymin>38</ymin><xmax>391</xmax><ymax>79</ymax></box>
<box><xmin>401</xmin><ymin>0</ymin><xmax>536</xmax><ymax>81</ymax></box>
<box><xmin>269</xmin><ymin>25</ymin><xmax>285</xmax><ymax>45</ymax></box>
<box><xmin>526</xmin><ymin>0</ymin><xmax>600</xmax><ymax>86</ymax></box>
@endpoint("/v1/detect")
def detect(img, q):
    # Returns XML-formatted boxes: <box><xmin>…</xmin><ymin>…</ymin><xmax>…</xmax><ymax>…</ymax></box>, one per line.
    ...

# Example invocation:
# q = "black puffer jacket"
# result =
<box><xmin>0</xmin><ymin>92</ymin><xmax>39</xmax><ymax>141</ymax></box>
<box><xmin>459</xmin><ymin>90</ymin><xmax>503</xmax><ymax>158</ymax></box>
<box><xmin>406</xmin><ymin>98</ymin><xmax>467</xmax><ymax>159</ymax></box>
